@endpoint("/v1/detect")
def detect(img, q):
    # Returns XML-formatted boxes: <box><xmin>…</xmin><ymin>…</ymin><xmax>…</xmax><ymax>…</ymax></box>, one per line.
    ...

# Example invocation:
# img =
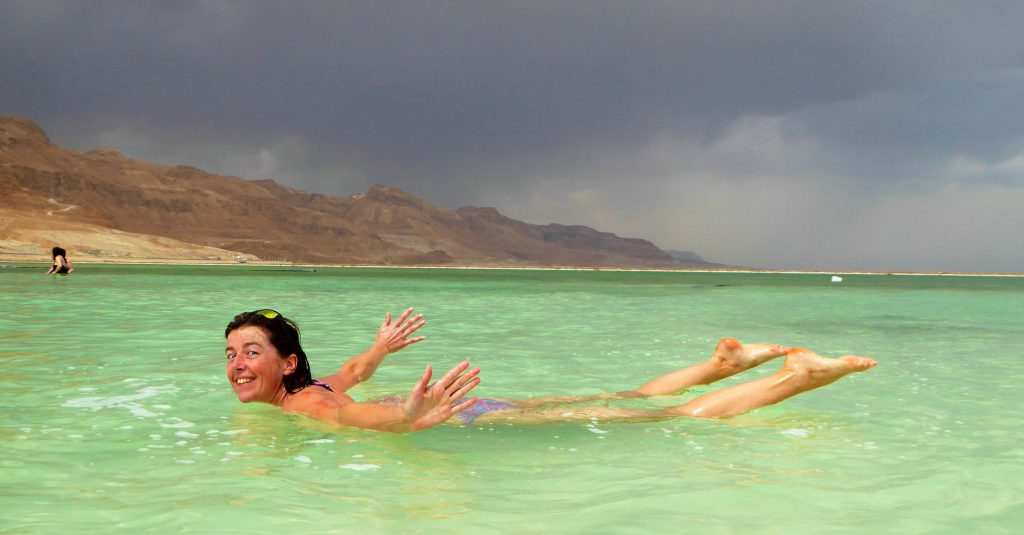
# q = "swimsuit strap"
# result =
<box><xmin>311</xmin><ymin>380</ymin><xmax>334</xmax><ymax>392</ymax></box>
<box><xmin>290</xmin><ymin>380</ymin><xmax>335</xmax><ymax>394</ymax></box>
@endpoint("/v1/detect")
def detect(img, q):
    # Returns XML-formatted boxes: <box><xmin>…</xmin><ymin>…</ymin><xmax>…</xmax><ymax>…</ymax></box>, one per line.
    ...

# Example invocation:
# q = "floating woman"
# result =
<box><xmin>224</xmin><ymin>308</ymin><xmax>877</xmax><ymax>432</ymax></box>
<box><xmin>46</xmin><ymin>246</ymin><xmax>74</xmax><ymax>274</ymax></box>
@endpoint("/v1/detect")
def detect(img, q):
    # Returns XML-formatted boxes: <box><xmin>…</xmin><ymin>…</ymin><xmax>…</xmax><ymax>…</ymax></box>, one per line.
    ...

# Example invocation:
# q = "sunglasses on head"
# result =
<box><xmin>252</xmin><ymin>308</ymin><xmax>298</xmax><ymax>341</ymax></box>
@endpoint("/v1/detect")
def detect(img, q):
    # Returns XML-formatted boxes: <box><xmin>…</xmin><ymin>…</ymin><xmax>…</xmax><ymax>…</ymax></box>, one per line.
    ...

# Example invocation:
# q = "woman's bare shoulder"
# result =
<box><xmin>282</xmin><ymin>388</ymin><xmax>352</xmax><ymax>421</ymax></box>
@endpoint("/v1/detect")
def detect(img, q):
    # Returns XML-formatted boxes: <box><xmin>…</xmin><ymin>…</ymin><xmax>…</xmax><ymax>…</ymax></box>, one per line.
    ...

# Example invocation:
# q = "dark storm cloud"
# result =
<box><xmin>2</xmin><ymin>1</ymin><xmax>1023</xmax><ymax>271</ymax></box>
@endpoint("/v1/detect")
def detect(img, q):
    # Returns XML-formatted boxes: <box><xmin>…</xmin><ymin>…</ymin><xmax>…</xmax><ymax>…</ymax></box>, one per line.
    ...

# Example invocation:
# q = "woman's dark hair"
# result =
<box><xmin>52</xmin><ymin>247</ymin><xmax>67</xmax><ymax>259</ymax></box>
<box><xmin>225</xmin><ymin>310</ymin><xmax>314</xmax><ymax>393</ymax></box>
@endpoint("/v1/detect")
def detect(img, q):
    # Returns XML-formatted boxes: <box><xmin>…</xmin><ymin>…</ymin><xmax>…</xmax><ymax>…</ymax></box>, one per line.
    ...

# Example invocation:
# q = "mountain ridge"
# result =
<box><xmin>0</xmin><ymin>116</ymin><xmax>713</xmax><ymax>268</ymax></box>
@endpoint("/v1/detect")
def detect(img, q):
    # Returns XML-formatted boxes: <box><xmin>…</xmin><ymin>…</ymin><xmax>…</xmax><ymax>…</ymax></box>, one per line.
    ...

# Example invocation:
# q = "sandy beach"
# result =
<box><xmin>4</xmin><ymin>247</ymin><xmax>1019</xmax><ymax>277</ymax></box>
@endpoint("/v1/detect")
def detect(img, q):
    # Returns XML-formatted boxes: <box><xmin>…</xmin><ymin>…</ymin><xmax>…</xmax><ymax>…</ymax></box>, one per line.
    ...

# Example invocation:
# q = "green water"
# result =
<box><xmin>2</xmin><ymin>265</ymin><xmax>1022</xmax><ymax>533</ymax></box>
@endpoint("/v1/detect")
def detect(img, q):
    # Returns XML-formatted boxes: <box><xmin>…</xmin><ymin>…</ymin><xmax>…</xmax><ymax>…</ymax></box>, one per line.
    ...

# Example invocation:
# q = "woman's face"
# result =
<box><xmin>225</xmin><ymin>325</ymin><xmax>296</xmax><ymax>404</ymax></box>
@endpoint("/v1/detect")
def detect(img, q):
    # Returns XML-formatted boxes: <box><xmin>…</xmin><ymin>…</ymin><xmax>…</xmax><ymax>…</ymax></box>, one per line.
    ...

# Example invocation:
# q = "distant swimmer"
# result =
<box><xmin>223</xmin><ymin>308</ymin><xmax>877</xmax><ymax>432</ymax></box>
<box><xmin>46</xmin><ymin>247</ymin><xmax>74</xmax><ymax>275</ymax></box>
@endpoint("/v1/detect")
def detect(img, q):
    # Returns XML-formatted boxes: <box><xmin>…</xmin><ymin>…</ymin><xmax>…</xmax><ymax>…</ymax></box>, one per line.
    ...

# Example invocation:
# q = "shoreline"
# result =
<box><xmin>2</xmin><ymin>255</ymin><xmax>1021</xmax><ymax>277</ymax></box>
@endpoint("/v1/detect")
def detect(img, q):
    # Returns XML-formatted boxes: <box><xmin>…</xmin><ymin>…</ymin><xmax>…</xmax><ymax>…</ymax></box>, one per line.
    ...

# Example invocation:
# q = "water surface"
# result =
<box><xmin>2</xmin><ymin>265</ymin><xmax>1022</xmax><ymax>532</ymax></box>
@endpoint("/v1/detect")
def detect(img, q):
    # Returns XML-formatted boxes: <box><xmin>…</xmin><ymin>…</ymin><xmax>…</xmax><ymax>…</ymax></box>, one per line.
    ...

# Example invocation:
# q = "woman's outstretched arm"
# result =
<box><xmin>317</xmin><ymin>308</ymin><xmax>426</xmax><ymax>392</ymax></box>
<box><xmin>290</xmin><ymin>361</ymin><xmax>480</xmax><ymax>432</ymax></box>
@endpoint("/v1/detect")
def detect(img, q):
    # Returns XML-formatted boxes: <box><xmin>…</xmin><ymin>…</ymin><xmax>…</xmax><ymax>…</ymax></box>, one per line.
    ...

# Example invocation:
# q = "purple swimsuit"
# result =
<box><xmin>454</xmin><ymin>398</ymin><xmax>514</xmax><ymax>424</ymax></box>
<box><xmin>373</xmin><ymin>395</ymin><xmax>514</xmax><ymax>424</ymax></box>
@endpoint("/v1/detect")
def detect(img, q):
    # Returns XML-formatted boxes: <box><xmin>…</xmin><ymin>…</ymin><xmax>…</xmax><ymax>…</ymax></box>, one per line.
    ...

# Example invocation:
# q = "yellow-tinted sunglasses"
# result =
<box><xmin>254</xmin><ymin>309</ymin><xmax>281</xmax><ymax>319</ymax></box>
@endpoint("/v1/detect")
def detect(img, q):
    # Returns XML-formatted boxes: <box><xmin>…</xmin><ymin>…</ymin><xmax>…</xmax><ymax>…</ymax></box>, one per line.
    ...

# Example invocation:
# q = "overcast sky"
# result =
<box><xmin>3</xmin><ymin>1</ymin><xmax>1023</xmax><ymax>272</ymax></box>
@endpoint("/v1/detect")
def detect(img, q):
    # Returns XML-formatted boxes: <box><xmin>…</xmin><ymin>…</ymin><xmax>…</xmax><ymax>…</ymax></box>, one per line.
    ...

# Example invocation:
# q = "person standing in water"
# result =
<box><xmin>224</xmin><ymin>308</ymin><xmax>877</xmax><ymax>432</ymax></box>
<box><xmin>46</xmin><ymin>247</ymin><xmax>74</xmax><ymax>274</ymax></box>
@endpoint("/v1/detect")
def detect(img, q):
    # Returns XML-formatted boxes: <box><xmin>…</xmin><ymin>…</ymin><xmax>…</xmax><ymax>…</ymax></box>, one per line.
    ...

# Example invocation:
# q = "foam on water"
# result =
<box><xmin>62</xmin><ymin>384</ymin><xmax>179</xmax><ymax>418</ymax></box>
<box><xmin>339</xmin><ymin>464</ymin><xmax>381</xmax><ymax>471</ymax></box>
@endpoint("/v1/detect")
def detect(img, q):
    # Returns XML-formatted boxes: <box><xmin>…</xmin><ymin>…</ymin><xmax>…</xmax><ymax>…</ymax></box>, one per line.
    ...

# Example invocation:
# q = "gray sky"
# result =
<box><xmin>3</xmin><ymin>1</ymin><xmax>1023</xmax><ymax>272</ymax></box>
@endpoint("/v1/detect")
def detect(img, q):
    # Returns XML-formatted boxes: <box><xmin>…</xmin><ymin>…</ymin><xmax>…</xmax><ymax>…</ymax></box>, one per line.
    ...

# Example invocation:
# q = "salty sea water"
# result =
<box><xmin>1</xmin><ymin>264</ymin><xmax>1022</xmax><ymax>533</ymax></box>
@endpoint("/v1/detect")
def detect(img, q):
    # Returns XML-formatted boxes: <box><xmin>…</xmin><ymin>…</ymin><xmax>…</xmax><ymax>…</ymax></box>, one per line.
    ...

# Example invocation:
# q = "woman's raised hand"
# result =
<box><xmin>402</xmin><ymin>361</ymin><xmax>480</xmax><ymax>431</ymax></box>
<box><xmin>375</xmin><ymin>307</ymin><xmax>426</xmax><ymax>354</ymax></box>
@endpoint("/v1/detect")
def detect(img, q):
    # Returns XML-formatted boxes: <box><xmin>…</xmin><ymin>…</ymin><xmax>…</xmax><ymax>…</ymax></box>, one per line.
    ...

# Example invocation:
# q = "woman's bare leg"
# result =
<box><xmin>669</xmin><ymin>348</ymin><xmax>878</xmax><ymax>418</ymax></box>
<box><xmin>633</xmin><ymin>338</ymin><xmax>788</xmax><ymax>396</ymax></box>
<box><xmin>472</xmin><ymin>404</ymin><xmax>674</xmax><ymax>425</ymax></box>
<box><xmin>473</xmin><ymin>348</ymin><xmax>876</xmax><ymax>425</ymax></box>
<box><xmin>507</xmin><ymin>338</ymin><xmax>788</xmax><ymax>409</ymax></box>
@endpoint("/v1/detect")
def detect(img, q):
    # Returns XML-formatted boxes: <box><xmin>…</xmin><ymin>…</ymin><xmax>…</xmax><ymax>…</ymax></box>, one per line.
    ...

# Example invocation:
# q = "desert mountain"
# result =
<box><xmin>1</xmin><ymin>117</ymin><xmax>707</xmax><ymax>267</ymax></box>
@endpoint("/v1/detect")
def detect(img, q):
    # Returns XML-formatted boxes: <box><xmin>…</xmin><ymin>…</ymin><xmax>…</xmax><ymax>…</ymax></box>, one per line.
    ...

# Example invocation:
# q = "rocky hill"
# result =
<box><xmin>0</xmin><ymin>116</ymin><xmax>710</xmax><ymax>267</ymax></box>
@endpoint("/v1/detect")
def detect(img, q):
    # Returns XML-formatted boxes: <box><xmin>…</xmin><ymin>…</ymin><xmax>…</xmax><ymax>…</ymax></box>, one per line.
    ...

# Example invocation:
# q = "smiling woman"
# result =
<box><xmin>224</xmin><ymin>308</ymin><xmax>481</xmax><ymax>432</ymax></box>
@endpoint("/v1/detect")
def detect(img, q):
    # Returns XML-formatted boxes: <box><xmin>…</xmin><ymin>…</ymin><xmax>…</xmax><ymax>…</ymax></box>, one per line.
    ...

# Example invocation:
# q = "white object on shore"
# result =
<box><xmin>831</xmin><ymin>275</ymin><xmax>843</xmax><ymax>282</ymax></box>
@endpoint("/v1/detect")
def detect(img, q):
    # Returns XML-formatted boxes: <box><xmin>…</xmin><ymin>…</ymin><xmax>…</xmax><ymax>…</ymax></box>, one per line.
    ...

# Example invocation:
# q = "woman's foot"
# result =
<box><xmin>712</xmin><ymin>338</ymin><xmax>789</xmax><ymax>375</ymax></box>
<box><xmin>781</xmin><ymin>348</ymin><xmax>878</xmax><ymax>390</ymax></box>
